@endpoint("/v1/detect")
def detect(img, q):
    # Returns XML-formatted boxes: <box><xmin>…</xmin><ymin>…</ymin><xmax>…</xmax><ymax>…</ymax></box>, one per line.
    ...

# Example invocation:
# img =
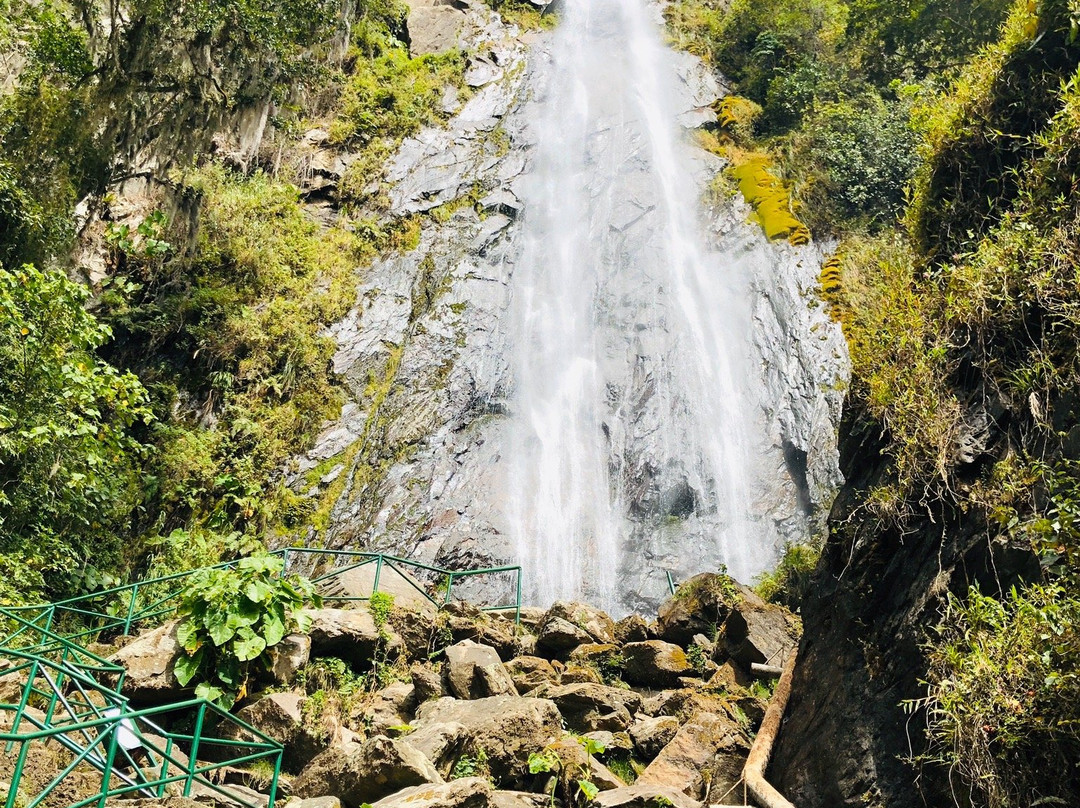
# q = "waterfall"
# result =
<box><xmin>507</xmin><ymin>0</ymin><xmax>776</xmax><ymax>613</ymax></box>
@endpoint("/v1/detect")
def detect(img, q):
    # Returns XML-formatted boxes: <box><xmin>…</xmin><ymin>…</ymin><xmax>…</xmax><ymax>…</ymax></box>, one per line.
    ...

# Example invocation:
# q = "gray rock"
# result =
<box><xmin>536</xmin><ymin>602</ymin><xmax>615</xmax><ymax>656</ymax></box>
<box><xmin>621</xmin><ymin>642</ymin><xmax>695</xmax><ymax>688</ymax></box>
<box><xmin>655</xmin><ymin>574</ymin><xmax>736</xmax><ymax>646</ymax></box>
<box><xmin>369</xmin><ymin>777</ymin><xmax>492</xmax><ymax>808</ymax></box>
<box><xmin>489</xmin><ymin>792</ymin><xmax>556</xmax><ymax>808</ymax></box>
<box><xmin>613</xmin><ymin>615</ymin><xmax>650</xmax><ymax>644</ymax></box>
<box><xmin>264</xmin><ymin>634</ymin><xmax>311</xmax><ymax>686</ymax></box>
<box><xmin>353</xmin><ymin>681</ymin><xmax>417</xmax><ymax>735</ymax></box>
<box><xmin>444</xmin><ymin>639</ymin><xmax>516</xmax><ymax>699</ymax></box>
<box><xmin>404</xmin><ymin>720</ymin><xmax>469</xmax><ymax>777</ymax></box>
<box><xmin>109</xmin><ymin>620</ymin><xmax>184</xmax><ymax>703</ymax></box>
<box><xmin>532</xmin><ymin>682</ymin><xmax>641</xmax><ymax>733</ymax></box>
<box><xmin>723</xmin><ymin>597</ymin><xmax>799</xmax><ymax>668</ymax></box>
<box><xmin>504</xmin><ymin>656</ymin><xmax>558</xmax><ymax>694</ymax></box>
<box><xmin>307</xmin><ymin>608</ymin><xmax>405</xmax><ymax>668</ymax></box>
<box><xmin>292</xmin><ymin>735</ymin><xmax>443</xmax><ymax>808</ymax></box>
<box><xmin>629</xmin><ymin>716</ymin><xmax>680</xmax><ymax>762</ymax></box>
<box><xmin>412</xmin><ymin>662</ymin><xmax>448</xmax><ymax>702</ymax></box>
<box><xmin>534</xmin><ymin>616</ymin><xmax>591</xmax><ymax>656</ymax></box>
<box><xmin>591</xmin><ymin>785</ymin><xmax>702</xmax><ymax>808</ymax></box>
<box><xmin>223</xmin><ymin>692</ymin><xmax>331</xmax><ymax>774</ymax></box>
<box><xmin>405</xmin><ymin>0</ymin><xmax>467</xmax><ymax>56</ymax></box>
<box><xmin>414</xmin><ymin>695</ymin><xmax>562</xmax><ymax>784</ymax></box>
<box><xmin>636</xmin><ymin>713</ymin><xmax>742</xmax><ymax>799</ymax></box>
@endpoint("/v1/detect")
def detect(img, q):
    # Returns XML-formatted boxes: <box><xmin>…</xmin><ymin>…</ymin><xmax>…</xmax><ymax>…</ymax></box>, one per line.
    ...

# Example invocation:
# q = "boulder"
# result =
<box><xmin>490</xmin><ymin>791</ymin><xmax>555</xmax><ymax>808</ymax></box>
<box><xmin>308</xmin><ymin>608</ymin><xmax>405</xmax><ymax>668</ymax></box>
<box><xmin>567</xmin><ymin>643</ymin><xmax>621</xmax><ymax>674</ymax></box>
<box><xmin>413</xmin><ymin>696</ymin><xmax>562</xmax><ymax>785</ymax></box>
<box><xmin>707</xmin><ymin>661</ymin><xmax>752</xmax><ymax>691</ymax></box>
<box><xmin>369</xmin><ymin>777</ymin><xmax>491</xmax><ymax>808</ymax></box>
<box><xmin>352</xmin><ymin>681</ymin><xmax>417</xmax><ymax>735</ymax></box>
<box><xmin>613</xmin><ymin>615</ymin><xmax>650</xmax><ymax>645</ymax></box>
<box><xmin>504</xmin><ymin>656</ymin><xmax>558</xmax><ymax>694</ymax></box>
<box><xmin>223</xmin><ymin>692</ymin><xmax>331</xmax><ymax>773</ymax></box>
<box><xmin>403</xmin><ymin>720</ymin><xmax>469</xmax><ymax>777</ymax></box>
<box><xmin>389</xmin><ymin>602</ymin><xmax>440</xmax><ymax>660</ymax></box>
<box><xmin>583</xmin><ymin>730</ymin><xmax>633</xmax><ymax>755</ymax></box>
<box><xmin>559</xmin><ymin>665</ymin><xmax>603</xmax><ymax>685</ymax></box>
<box><xmin>109</xmin><ymin>620</ymin><xmax>184</xmax><ymax>703</ymax></box>
<box><xmin>440</xmin><ymin>603</ymin><xmax>519</xmax><ymax>660</ymax></box>
<box><xmin>282</xmin><ymin>798</ymin><xmax>341</xmax><ymax>808</ymax></box>
<box><xmin>412</xmin><ymin>662</ymin><xmax>447</xmax><ymax>702</ymax></box>
<box><xmin>591</xmin><ymin>785</ymin><xmax>702</xmax><ymax>808</ymax></box>
<box><xmin>403</xmin><ymin>0</ymin><xmax>468</xmax><ymax>57</ymax></box>
<box><xmin>444</xmin><ymin>640</ymin><xmax>516</xmax><ymax>699</ymax></box>
<box><xmin>542</xmin><ymin>734</ymin><xmax>625</xmax><ymax>798</ymax></box>
<box><xmin>722</xmin><ymin>597</ymin><xmax>799</xmax><ymax>668</ymax></box>
<box><xmin>515</xmin><ymin>607</ymin><xmax>547</xmax><ymax>632</ymax></box>
<box><xmin>621</xmin><ymin>642</ymin><xmax>694</xmax><ymax>688</ymax></box>
<box><xmin>536</xmin><ymin>603</ymin><xmax>615</xmax><ymax>657</ymax></box>
<box><xmin>629</xmin><ymin>716</ymin><xmax>679</xmax><ymax>761</ymax></box>
<box><xmin>533</xmin><ymin>683</ymin><xmax>641</xmax><ymax>733</ymax></box>
<box><xmin>263</xmin><ymin>634</ymin><xmax>311</xmax><ymax>686</ymax></box>
<box><xmin>655</xmin><ymin>574</ymin><xmax>738</xmax><ymax>646</ymax></box>
<box><xmin>636</xmin><ymin>713</ymin><xmax>742</xmax><ymax>799</ymax></box>
<box><xmin>291</xmin><ymin>734</ymin><xmax>442</xmax><ymax>807</ymax></box>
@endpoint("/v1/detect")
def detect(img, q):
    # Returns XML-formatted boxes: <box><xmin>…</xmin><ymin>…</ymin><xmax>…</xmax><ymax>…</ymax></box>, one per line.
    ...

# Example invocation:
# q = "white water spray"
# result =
<box><xmin>508</xmin><ymin>0</ymin><xmax>775</xmax><ymax>612</ymax></box>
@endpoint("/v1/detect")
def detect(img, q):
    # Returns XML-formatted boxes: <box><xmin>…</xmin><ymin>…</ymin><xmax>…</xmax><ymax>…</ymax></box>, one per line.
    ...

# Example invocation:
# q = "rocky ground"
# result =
<box><xmin>101</xmin><ymin>572</ymin><xmax>798</xmax><ymax>808</ymax></box>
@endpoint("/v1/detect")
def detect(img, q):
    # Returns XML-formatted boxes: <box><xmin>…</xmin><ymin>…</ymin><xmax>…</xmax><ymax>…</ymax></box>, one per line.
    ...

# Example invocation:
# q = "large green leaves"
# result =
<box><xmin>171</xmin><ymin>553</ymin><xmax>318</xmax><ymax>707</ymax></box>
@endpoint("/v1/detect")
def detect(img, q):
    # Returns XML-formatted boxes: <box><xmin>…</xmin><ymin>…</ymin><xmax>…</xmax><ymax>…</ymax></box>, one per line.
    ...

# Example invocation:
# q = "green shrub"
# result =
<box><xmin>174</xmin><ymin>554</ymin><xmax>319</xmax><ymax>706</ymax></box>
<box><xmin>754</xmin><ymin>540</ymin><xmax>821</xmax><ymax>608</ymax></box>
<box><xmin>919</xmin><ymin>583</ymin><xmax>1080</xmax><ymax>808</ymax></box>
<box><xmin>790</xmin><ymin>91</ymin><xmax>920</xmax><ymax>230</ymax></box>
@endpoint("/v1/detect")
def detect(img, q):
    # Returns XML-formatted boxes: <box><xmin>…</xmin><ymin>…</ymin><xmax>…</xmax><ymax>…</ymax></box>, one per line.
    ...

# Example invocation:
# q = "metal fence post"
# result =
<box><xmin>444</xmin><ymin>573</ymin><xmax>454</xmax><ymax>605</ymax></box>
<box><xmin>98</xmin><ymin>714</ymin><xmax>121</xmax><ymax>808</ymax></box>
<box><xmin>372</xmin><ymin>555</ymin><xmax>383</xmax><ymax>596</ymax></box>
<box><xmin>6</xmin><ymin>739</ymin><xmax>30</xmax><ymax>808</ymax></box>
<box><xmin>515</xmin><ymin>570</ymin><xmax>522</xmax><ymax>625</ymax></box>
<box><xmin>184</xmin><ymin>702</ymin><xmax>207</xmax><ymax>796</ymax></box>
<box><xmin>123</xmin><ymin>584</ymin><xmax>139</xmax><ymax>636</ymax></box>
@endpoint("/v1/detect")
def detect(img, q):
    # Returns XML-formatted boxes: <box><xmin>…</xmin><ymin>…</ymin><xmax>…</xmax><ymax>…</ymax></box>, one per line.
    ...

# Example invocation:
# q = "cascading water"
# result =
<box><xmin>508</xmin><ymin>0</ymin><xmax>777</xmax><ymax>612</ymax></box>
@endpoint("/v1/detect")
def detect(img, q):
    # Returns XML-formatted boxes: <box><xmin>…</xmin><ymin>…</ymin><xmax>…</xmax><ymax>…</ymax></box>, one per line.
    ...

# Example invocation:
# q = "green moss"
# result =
<box><xmin>728</xmin><ymin>154</ymin><xmax>811</xmax><ymax>244</ymax></box>
<box><xmin>481</xmin><ymin>0</ymin><xmax>559</xmax><ymax>30</ymax></box>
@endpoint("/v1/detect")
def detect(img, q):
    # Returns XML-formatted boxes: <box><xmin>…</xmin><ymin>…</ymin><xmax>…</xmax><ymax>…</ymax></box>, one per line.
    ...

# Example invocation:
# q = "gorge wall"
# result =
<box><xmin>283</xmin><ymin>0</ymin><xmax>848</xmax><ymax>615</ymax></box>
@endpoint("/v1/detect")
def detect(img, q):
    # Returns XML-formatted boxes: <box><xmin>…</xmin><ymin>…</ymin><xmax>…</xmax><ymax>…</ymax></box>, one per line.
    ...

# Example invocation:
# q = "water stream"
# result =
<box><xmin>507</xmin><ymin>0</ymin><xmax>774</xmax><ymax>612</ymax></box>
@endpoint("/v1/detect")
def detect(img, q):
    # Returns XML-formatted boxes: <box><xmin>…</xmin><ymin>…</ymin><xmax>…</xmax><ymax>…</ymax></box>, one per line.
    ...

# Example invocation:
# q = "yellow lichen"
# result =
<box><xmin>728</xmin><ymin>154</ymin><xmax>811</xmax><ymax>245</ymax></box>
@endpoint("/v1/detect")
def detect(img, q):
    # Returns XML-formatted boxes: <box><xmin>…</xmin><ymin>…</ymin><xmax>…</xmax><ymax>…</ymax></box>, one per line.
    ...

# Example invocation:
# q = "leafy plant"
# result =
<box><xmin>917</xmin><ymin>583</ymin><xmax>1080</xmax><ymax>807</ymax></box>
<box><xmin>174</xmin><ymin>554</ymin><xmax>319</xmax><ymax>706</ymax></box>
<box><xmin>576</xmin><ymin>779</ymin><xmax>599</xmax><ymax>801</ymax></box>
<box><xmin>686</xmin><ymin>643</ymin><xmax>709</xmax><ymax>676</ymax></box>
<box><xmin>451</xmin><ymin>747</ymin><xmax>490</xmax><ymax>780</ymax></box>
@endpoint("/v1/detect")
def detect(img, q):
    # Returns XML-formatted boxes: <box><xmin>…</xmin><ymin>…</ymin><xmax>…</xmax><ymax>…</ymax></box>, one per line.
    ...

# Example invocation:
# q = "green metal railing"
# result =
<box><xmin>0</xmin><ymin>548</ymin><xmax>522</xmax><ymax>808</ymax></box>
<box><xmin>280</xmin><ymin>548</ymin><xmax>523</xmax><ymax>624</ymax></box>
<box><xmin>0</xmin><ymin>619</ymin><xmax>282</xmax><ymax>808</ymax></box>
<box><xmin>1</xmin><ymin>548</ymin><xmax>522</xmax><ymax>652</ymax></box>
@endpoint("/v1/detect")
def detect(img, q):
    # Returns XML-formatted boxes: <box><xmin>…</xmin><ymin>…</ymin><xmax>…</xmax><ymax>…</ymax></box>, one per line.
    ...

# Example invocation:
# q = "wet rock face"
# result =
<box><xmin>287</xmin><ymin>1</ymin><xmax>847</xmax><ymax>615</ymax></box>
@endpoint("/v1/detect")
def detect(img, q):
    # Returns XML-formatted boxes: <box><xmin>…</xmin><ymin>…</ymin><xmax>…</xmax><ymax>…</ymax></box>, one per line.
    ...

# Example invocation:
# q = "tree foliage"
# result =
<box><xmin>0</xmin><ymin>264</ymin><xmax>153</xmax><ymax>603</ymax></box>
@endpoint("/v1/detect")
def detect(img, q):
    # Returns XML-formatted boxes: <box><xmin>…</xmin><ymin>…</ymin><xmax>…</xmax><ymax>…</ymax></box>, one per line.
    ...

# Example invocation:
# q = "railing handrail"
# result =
<box><xmin>0</xmin><ymin>547</ymin><xmax>523</xmax><ymax>808</ymax></box>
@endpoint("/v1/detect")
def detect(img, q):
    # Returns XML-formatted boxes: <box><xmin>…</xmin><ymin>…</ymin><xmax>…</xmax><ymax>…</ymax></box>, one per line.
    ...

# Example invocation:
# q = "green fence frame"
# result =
<box><xmin>0</xmin><ymin>631</ymin><xmax>282</xmax><ymax>808</ymax></box>
<box><xmin>1</xmin><ymin>548</ymin><xmax>522</xmax><ymax>652</ymax></box>
<box><xmin>0</xmin><ymin>548</ymin><xmax>522</xmax><ymax>808</ymax></box>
